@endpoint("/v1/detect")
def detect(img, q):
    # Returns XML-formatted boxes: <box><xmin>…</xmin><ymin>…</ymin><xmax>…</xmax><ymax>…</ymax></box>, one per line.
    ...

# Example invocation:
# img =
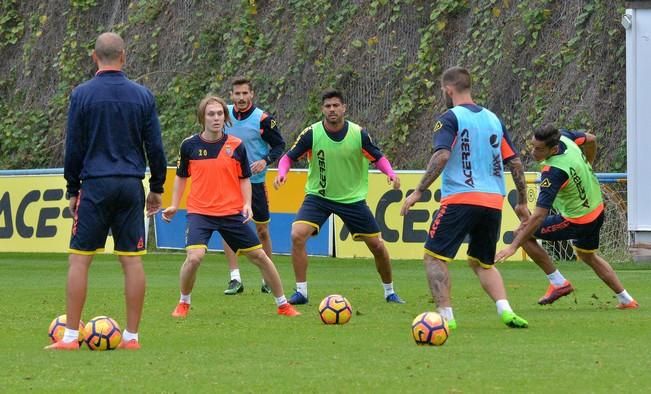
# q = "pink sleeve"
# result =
<box><xmin>277</xmin><ymin>154</ymin><xmax>292</xmax><ymax>178</ymax></box>
<box><xmin>374</xmin><ymin>157</ymin><xmax>396</xmax><ymax>179</ymax></box>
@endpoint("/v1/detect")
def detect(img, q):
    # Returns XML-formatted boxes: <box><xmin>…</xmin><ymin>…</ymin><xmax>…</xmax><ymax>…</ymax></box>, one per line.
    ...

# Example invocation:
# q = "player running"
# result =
<box><xmin>495</xmin><ymin>124</ymin><xmax>638</xmax><ymax>309</ymax></box>
<box><xmin>401</xmin><ymin>66</ymin><xmax>529</xmax><ymax>329</ymax></box>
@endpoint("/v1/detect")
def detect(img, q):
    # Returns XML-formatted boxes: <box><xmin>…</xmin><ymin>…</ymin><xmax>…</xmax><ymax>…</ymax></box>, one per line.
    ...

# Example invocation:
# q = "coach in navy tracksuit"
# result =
<box><xmin>47</xmin><ymin>32</ymin><xmax>166</xmax><ymax>350</ymax></box>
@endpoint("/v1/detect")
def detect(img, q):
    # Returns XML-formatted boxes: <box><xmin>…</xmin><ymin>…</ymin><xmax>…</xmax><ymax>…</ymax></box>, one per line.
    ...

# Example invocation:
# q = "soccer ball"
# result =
<box><xmin>318</xmin><ymin>294</ymin><xmax>352</xmax><ymax>325</ymax></box>
<box><xmin>411</xmin><ymin>312</ymin><xmax>449</xmax><ymax>346</ymax></box>
<box><xmin>48</xmin><ymin>315</ymin><xmax>85</xmax><ymax>344</ymax></box>
<box><xmin>84</xmin><ymin>316</ymin><xmax>122</xmax><ymax>351</ymax></box>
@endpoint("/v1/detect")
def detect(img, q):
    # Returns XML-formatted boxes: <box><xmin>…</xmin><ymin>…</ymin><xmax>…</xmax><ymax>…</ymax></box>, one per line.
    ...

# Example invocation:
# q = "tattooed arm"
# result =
<box><xmin>400</xmin><ymin>149</ymin><xmax>450</xmax><ymax>216</ymax></box>
<box><xmin>504</xmin><ymin>157</ymin><xmax>530</xmax><ymax>220</ymax></box>
<box><xmin>417</xmin><ymin>149</ymin><xmax>450</xmax><ymax>192</ymax></box>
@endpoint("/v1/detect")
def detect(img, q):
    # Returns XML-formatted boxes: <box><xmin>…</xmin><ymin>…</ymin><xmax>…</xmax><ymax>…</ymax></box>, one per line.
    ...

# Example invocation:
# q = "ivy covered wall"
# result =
<box><xmin>0</xmin><ymin>0</ymin><xmax>627</xmax><ymax>171</ymax></box>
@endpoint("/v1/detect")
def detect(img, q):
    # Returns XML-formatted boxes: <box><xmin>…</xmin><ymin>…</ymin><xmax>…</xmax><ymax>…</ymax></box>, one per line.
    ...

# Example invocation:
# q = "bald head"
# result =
<box><xmin>94</xmin><ymin>32</ymin><xmax>125</xmax><ymax>64</ymax></box>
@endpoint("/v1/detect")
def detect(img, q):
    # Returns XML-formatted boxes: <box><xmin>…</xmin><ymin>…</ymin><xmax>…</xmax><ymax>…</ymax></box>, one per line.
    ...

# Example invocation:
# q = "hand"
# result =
<box><xmin>389</xmin><ymin>175</ymin><xmax>401</xmax><ymax>190</ymax></box>
<box><xmin>494</xmin><ymin>246</ymin><xmax>517</xmax><ymax>263</ymax></box>
<box><xmin>146</xmin><ymin>192</ymin><xmax>162</xmax><ymax>217</ymax></box>
<box><xmin>242</xmin><ymin>204</ymin><xmax>253</xmax><ymax>223</ymax></box>
<box><xmin>273</xmin><ymin>175</ymin><xmax>286</xmax><ymax>190</ymax></box>
<box><xmin>250</xmin><ymin>160</ymin><xmax>267</xmax><ymax>174</ymax></box>
<box><xmin>161</xmin><ymin>206</ymin><xmax>177</xmax><ymax>223</ymax></box>
<box><xmin>400</xmin><ymin>189</ymin><xmax>422</xmax><ymax>216</ymax></box>
<box><xmin>514</xmin><ymin>203</ymin><xmax>531</xmax><ymax>221</ymax></box>
<box><xmin>68</xmin><ymin>196</ymin><xmax>78</xmax><ymax>219</ymax></box>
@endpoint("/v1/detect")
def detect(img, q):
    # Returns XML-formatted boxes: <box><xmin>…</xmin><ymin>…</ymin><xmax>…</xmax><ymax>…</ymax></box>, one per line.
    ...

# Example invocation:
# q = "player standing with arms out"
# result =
<box><xmin>401</xmin><ymin>66</ymin><xmax>529</xmax><ymax>329</ymax></box>
<box><xmin>163</xmin><ymin>95</ymin><xmax>300</xmax><ymax>318</ymax></box>
<box><xmin>46</xmin><ymin>32</ymin><xmax>167</xmax><ymax>350</ymax></box>
<box><xmin>221</xmin><ymin>77</ymin><xmax>285</xmax><ymax>295</ymax></box>
<box><xmin>274</xmin><ymin>88</ymin><xmax>405</xmax><ymax>305</ymax></box>
<box><xmin>495</xmin><ymin>124</ymin><xmax>638</xmax><ymax>309</ymax></box>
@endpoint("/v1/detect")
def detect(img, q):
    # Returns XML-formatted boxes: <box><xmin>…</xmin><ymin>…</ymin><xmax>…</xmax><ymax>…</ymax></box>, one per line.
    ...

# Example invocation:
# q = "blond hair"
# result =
<box><xmin>196</xmin><ymin>95</ymin><xmax>232</xmax><ymax>128</ymax></box>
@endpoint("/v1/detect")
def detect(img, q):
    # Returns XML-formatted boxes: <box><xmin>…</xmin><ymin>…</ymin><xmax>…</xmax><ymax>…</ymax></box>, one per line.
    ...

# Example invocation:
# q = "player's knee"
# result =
<box><xmin>245</xmin><ymin>249</ymin><xmax>268</xmax><ymax>266</ymax></box>
<box><xmin>257</xmin><ymin>227</ymin><xmax>270</xmax><ymax>242</ymax></box>
<box><xmin>291</xmin><ymin>229</ymin><xmax>309</xmax><ymax>246</ymax></box>
<box><xmin>366</xmin><ymin>237</ymin><xmax>386</xmax><ymax>254</ymax></box>
<box><xmin>576</xmin><ymin>250</ymin><xmax>597</xmax><ymax>265</ymax></box>
<box><xmin>185</xmin><ymin>251</ymin><xmax>204</xmax><ymax>267</ymax></box>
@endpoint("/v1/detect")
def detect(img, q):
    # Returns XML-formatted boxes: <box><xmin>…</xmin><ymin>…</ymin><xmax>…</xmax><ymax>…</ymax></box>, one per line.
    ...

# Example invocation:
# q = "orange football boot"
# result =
<box><xmin>172</xmin><ymin>302</ymin><xmax>190</xmax><ymax>318</ymax></box>
<box><xmin>118</xmin><ymin>339</ymin><xmax>141</xmax><ymax>350</ymax></box>
<box><xmin>617</xmin><ymin>299</ymin><xmax>639</xmax><ymax>310</ymax></box>
<box><xmin>44</xmin><ymin>341</ymin><xmax>79</xmax><ymax>350</ymax></box>
<box><xmin>277</xmin><ymin>303</ymin><xmax>301</xmax><ymax>317</ymax></box>
<box><xmin>538</xmin><ymin>280</ymin><xmax>574</xmax><ymax>305</ymax></box>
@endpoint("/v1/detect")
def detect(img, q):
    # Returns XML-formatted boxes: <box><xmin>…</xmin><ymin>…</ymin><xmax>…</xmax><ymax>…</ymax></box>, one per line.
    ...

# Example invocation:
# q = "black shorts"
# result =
<box><xmin>69</xmin><ymin>177</ymin><xmax>145</xmax><ymax>255</ymax></box>
<box><xmin>424</xmin><ymin>204</ymin><xmax>501</xmax><ymax>266</ymax></box>
<box><xmin>185</xmin><ymin>213</ymin><xmax>261</xmax><ymax>254</ymax></box>
<box><xmin>534</xmin><ymin>211</ymin><xmax>604</xmax><ymax>252</ymax></box>
<box><xmin>295</xmin><ymin>194</ymin><xmax>380</xmax><ymax>240</ymax></box>
<box><xmin>251</xmin><ymin>182</ymin><xmax>270</xmax><ymax>224</ymax></box>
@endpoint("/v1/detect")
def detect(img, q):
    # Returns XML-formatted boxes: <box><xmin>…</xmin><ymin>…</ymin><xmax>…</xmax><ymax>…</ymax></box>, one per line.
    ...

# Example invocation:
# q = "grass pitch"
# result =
<box><xmin>1</xmin><ymin>252</ymin><xmax>650</xmax><ymax>393</ymax></box>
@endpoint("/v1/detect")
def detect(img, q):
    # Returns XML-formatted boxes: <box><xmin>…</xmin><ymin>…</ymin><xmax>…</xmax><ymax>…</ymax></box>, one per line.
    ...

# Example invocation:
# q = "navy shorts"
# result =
<box><xmin>70</xmin><ymin>177</ymin><xmax>145</xmax><ymax>255</ymax></box>
<box><xmin>251</xmin><ymin>182</ymin><xmax>270</xmax><ymax>224</ymax></box>
<box><xmin>424</xmin><ymin>204</ymin><xmax>501</xmax><ymax>266</ymax></box>
<box><xmin>295</xmin><ymin>194</ymin><xmax>380</xmax><ymax>240</ymax></box>
<box><xmin>186</xmin><ymin>213</ymin><xmax>261</xmax><ymax>254</ymax></box>
<box><xmin>534</xmin><ymin>211</ymin><xmax>604</xmax><ymax>252</ymax></box>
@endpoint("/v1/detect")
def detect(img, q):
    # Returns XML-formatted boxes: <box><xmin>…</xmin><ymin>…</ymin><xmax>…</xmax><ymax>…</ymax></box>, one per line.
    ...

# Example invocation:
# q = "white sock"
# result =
<box><xmin>616</xmin><ymin>290</ymin><xmax>634</xmax><ymax>304</ymax></box>
<box><xmin>496</xmin><ymin>299</ymin><xmax>513</xmax><ymax>315</ymax></box>
<box><xmin>122</xmin><ymin>329</ymin><xmax>138</xmax><ymax>342</ymax></box>
<box><xmin>180</xmin><ymin>293</ymin><xmax>191</xmax><ymax>304</ymax></box>
<box><xmin>547</xmin><ymin>270</ymin><xmax>567</xmax><ymax>287</ymax></box>
<box><xmin>382</xmin><ymin>282</ymin><xmax>395</xmax><ymax>298</ymax></box>
<box><xmin>230</xmin><ymin>269</ymin><xmax>241</xmax><ymax>282</ymax></box>
<box><xmin>275</xmin><ymin>295</ymin><xmax>288</xmax><ymax>307</ymax></box>
<box><xmin>437</xmin><ymin>307</ymin><xmax>454</xmax><ymax>322</ymax></box>
<box><xmin>296</xmin><ymin>282</ymin><xmax>308</xmax><ymax>297</ymax></box>
<box><xmin>62</xmin><ymin>328</ymin><xmax>79</xmax><ymax>343</ymax></box>
<box><xmin>262</xmin><ymin>279</ymin><xmax>267</xmax><ymax>286</ymax></box>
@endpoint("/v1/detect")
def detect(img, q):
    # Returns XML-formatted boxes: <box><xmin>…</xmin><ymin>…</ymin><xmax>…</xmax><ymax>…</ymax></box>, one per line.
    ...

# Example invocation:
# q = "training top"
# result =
<box><xmin>434</xmin><ymin>104</ymin><xmax>517</xmax><ymax>210</ymax></box>
<box><xmin>176</xmin><ymin>133</ymin><xmax>251</xmax><ymax>216</ymax></box>
<box><xmin>538</xmin><ymin>131</ymin><xmax>603</xmax><ymax>223</ymax></box>
<box><xmin>286</xmin><ymin>120</ymin><xmax>384</xmax><ymax>203</ymax></box>
<box><xmin>64</xmin><ymin>70</ymin><xmax>167</xmax><ymax>196</ymax></box>
<box><xmin>226</xmin><ymin>104</ymin><xmax>285</xmax><ymax>184</ymax></box>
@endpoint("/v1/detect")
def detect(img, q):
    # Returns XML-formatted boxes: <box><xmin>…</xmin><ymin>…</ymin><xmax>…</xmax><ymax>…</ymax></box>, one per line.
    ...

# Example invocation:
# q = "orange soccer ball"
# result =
<box><xmin>83</xmin><ymin>316</ymin><xmax>122</xmax><ymax>351</ymax></box>
<box><xmin>318</xmin><ymin>295</ymin><xmax>353</xmax><ymax>325</ymax></box>
<box><xmin>411</xmin><ymin>312</ymin><xmax>449</xmax><ymax>346</ymax></box>
<box><xmin>48</xmin><ymin>314</ymin><xmax>85</xmax><ymax>345</ymax></box>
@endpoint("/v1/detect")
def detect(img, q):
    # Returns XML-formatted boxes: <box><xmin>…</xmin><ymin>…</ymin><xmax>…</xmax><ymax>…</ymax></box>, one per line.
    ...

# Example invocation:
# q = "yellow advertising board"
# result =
<box><xmin>0</xmin><ymin>173</ymin><xmax>153</xmax><ymax>253</ymax></box>
<box><xmin>0</xmin><ymin>175</ymin><xmax>107</xmax><ymax>252</ymax></box>
<box><xmin>334</xmin><ymin>171</ymin><xmax>538</xmax><ymax>260</ymax></box>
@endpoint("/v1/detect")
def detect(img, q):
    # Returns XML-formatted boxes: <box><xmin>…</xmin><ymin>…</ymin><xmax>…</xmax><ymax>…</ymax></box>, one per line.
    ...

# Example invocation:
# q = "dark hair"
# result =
<box><xmin>534</xmin><ymin>124</ymin><xmax>561</xmax><ymax>148</ymax></box>
<box><xmin>321</xmin><ymin>88</ymin><xmax>345</xmax><ymax>104</ymax></box>
<box><xmin>441</xmin><ymin>66</ymin><xmax>471</xmax><ymax>92</ymax></box>
<box><xmin>197</xmin><ymin>95</ymin><xmax>232</xmax><ymax>128</ymax></box>
<box><xmin>231</xmin><ymin>76</ymin><xmax>253</xmax><ymax>91</ymax></box>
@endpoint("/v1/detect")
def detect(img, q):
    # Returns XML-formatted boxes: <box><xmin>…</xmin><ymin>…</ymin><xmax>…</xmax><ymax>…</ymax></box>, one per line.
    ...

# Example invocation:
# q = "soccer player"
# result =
<box><xmin>163</xmin><ymin>95</ymin><xmax>300</xmax><ymax>318</ymax></box>
<box><xmin>46</xmin><ymin>32</ymin><xmax>167</xmax><ymax>350</ymax></box>
<box><xmin>273</xmin><ymin>88</ymin><xmax>405</xmax><ymax>305</ymax></box>
<box><xmin>221</xmin><ymin>77</ymin><xmax>286</xmax><ymax>295</ymax></box>
<box><xmin>495</xmin><ymin>124</ymin><xmax>639</xmax><ymax>309</ymax></box>
<box><xmin>400</xmin><ymin>66</ymin><xmax>529</xmax><ymax>329</ymax></box>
